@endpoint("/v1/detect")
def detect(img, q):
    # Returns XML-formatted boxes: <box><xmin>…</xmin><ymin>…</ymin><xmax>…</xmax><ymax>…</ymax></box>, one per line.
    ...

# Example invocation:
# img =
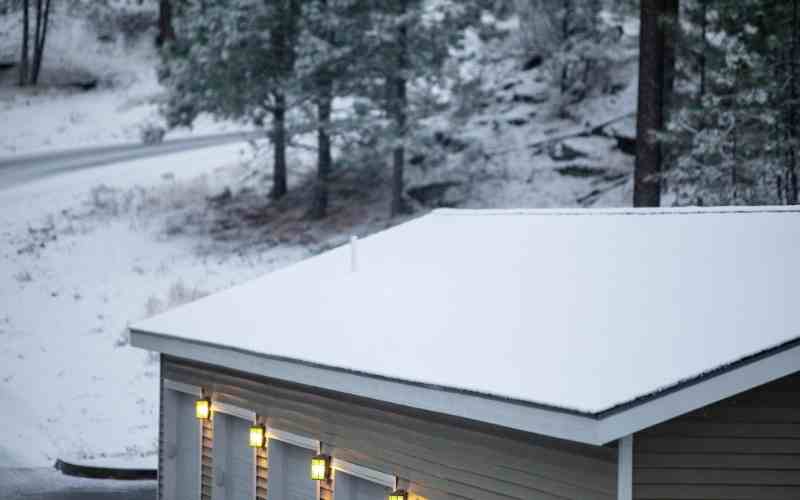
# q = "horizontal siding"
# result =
<box><xmin>163</xmin><ymin>356</ymin><xmax>616</xmax><ymax>500</ymax></box>
<box><xmin>634</xmin><ymin>372</ymin><xmax>800</xmax><ymax>500</ymax></box>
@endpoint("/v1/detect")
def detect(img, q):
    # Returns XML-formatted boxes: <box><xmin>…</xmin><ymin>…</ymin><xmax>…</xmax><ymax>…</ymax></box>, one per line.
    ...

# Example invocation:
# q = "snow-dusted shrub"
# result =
<box><xmin>139</xmin><ymin>123</ymin><xmax>166</xmax><ymax>145</ymax></box>
<box><xmin>145</xmin><ymin>280</ymin><xmax>209</xmax><ymax>318</ymax></box>
<box><xmin>117</xmin><ymin>280</ymin><xmax>208</xmax><ymax>348</ymax></box>
<box><xmin>14</xmin><ymin>270</ymin><xmax>33</xmax><ymax>283</ymax></box>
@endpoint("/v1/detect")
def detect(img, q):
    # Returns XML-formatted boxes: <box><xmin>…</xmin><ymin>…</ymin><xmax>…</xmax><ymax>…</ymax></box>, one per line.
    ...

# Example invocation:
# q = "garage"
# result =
<box><xmin>133</xmin><ymin>207</ymin><xmax>800</xmax><ymax>500</ymax></box>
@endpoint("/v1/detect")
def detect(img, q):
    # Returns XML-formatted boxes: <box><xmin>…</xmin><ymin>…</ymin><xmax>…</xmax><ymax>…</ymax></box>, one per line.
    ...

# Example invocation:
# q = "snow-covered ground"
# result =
<box><xmin>0</xmin><ymin>145</ymin><xmax>312</xmax><ymax>467</ymax></box>
<box><xmin>0</xmin><ymin>5</ymin><xmax>251</xmax><ymax>158</ymax></box>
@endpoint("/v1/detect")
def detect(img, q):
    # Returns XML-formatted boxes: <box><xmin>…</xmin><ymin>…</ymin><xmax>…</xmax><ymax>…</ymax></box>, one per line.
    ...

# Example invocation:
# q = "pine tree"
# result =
<box><xmin>160</xmin><ymin>0</ymin><xmax>302</xmax><ymax>200</ymax></box>
<box><xmin>300</xmin><ymin>0</ymin><xmax>373</xmax><ymax>219</ymax></box>
<box><xmin>350</xmin><ymin>0</ymin><xmax>468</xmax><ymax>216</ymax></box>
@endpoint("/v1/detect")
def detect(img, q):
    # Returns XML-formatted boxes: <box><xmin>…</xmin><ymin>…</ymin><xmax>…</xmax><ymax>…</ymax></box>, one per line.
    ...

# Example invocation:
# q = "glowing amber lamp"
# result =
<box><xmin>195</xmin><ymin>398</ymin><xmax>211</xmax><ymax>420</ymax></box>
<box><xmin>389</xmin><ymin>490</ymin><xmax>408</xmax><ymax>500</ymax></box>
<box><xmin>249</xmin><ymin>425</ymin><xmax>266</xmax><ymax>448</ymax></box>
<box><xmin>310</xmin><ymin>454</ymin><xmax>330</xmax><ymax>481</ymax></box>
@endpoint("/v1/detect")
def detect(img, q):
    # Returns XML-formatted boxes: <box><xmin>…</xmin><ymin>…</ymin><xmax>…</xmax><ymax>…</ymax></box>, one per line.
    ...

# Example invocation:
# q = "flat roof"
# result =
<box><xmin>132</xmin><ymin>207</ymin><xmax>800</xmax><ymax>443</ymax></box>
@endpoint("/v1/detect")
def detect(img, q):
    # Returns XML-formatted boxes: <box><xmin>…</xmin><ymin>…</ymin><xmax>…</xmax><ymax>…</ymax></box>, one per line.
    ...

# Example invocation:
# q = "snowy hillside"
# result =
<box><xmin>0</xmin><ymin>3</ymin><xmax>249</xmax><ymax>157</ymax></box>
<box><xmin>0</xmin><ymin>2</ymin><xmax>640</xmax><ymax>468</ymax></box>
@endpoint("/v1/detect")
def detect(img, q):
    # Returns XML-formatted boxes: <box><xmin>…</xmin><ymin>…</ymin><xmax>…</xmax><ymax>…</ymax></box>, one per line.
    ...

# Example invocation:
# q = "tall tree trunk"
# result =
<box><xmin>698</xmin><ymin>0</ymin><xmax>707</xmax><ymax>98</ymax></box>
<box><xmin>311</xmin><ymin>74</ymin><xmax>333</xmax><ymax>219</ymax></box>
<box><xmin>32</xmin><ymin>0</ymin><xmax>41</xmax><ymax>80</ymax></box>
<box><xmin>659</xmin><ymin>0</ymin><xmax>679</xmax><ymax>196</ymax></box>
<box><xmin>634</xmin><ymin>0</ymin><xmax>677</xmax><ymax>207</ymax></box>
<box><xmin>390</xmin><ymin>0</ymin><xmax>408</xmax><ymax>217</ymax></box>
<box><xmin>310</xmin><ymin>0</ymin><xmax>333</xmax><ymax>219</ymax></box>
<box><xmin>31</xmin><ymin>0</ymin><xmax>50</xmax><ymax>85</ymax></box>
<box><xmin>271</xmin><ymin>93</ymin><xmax>288</xmax><ymax>200</ymax></box>
<box><xmin>157</xmin><ymin>0</ymin><xmax>176</xmax><ymax>46</ymax></box>
<box><xmin>19</xmin><ymin>0</ymin><xmax>29</xmax><ymax>86</ymax></box>
<box><xmin>560</xmin><ymin>0</ymin><xmax>571</xmax><ymax>95</ymax></box>
<box><xmin>788</xmin><ymin>0</ymin><xmax>799</xmax><ymax>204</ymax></box>
<box><xmin>662</xmin><ymin>0</ymin><xmax>679</xmax><ymax>119</ymax></box>
<box><xmin>265</xmin><ymin>0</ymin><xmax>300</xmax><ymax>202</ymax></box>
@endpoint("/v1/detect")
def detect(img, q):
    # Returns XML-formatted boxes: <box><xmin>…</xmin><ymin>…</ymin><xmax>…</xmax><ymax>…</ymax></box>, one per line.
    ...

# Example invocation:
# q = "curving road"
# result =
<box><xmin>0</xmin><ymin>131</ymin><xmax>262</xmax><ymax>190</ymax></box>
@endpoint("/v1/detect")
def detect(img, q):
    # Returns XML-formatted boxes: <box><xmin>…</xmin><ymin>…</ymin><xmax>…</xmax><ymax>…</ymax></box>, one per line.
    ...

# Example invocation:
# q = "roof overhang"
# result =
<box><xmin>131</xmin><ymin>328</ymin><xmax>800</xmax><ymax>446</ymax></box>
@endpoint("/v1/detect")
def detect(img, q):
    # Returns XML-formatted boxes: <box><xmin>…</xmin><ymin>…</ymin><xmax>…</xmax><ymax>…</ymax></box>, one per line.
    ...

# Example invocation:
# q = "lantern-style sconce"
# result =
<box><xmin>310</xmin><ymin>454</ymin><xmax>331</xmax><ymax>481</ymax></box>
<box><xmin>248</xmin><ymin>424</ymin><xmax>266</xmax><ymax>448</ymax></box>
<box><xmin>195</xmin><ymin>398</ymin><xmax>211</xmax><ymax>420</ymax></box>
<box><xmin>389</xmin><ymin>490</ymin><xmax>408</xmax><ymax>500</ymax></box>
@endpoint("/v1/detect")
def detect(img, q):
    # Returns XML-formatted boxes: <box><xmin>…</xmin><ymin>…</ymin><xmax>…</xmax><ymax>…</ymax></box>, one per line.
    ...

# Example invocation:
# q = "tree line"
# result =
<box><xmin>158</xmin><ymin>0</ymin><xmax>492</xmax><ymax>218</ymax></box>
<box><xmin>6</xmin><ymin>0</ymin><xmax>796</xmax><ymax>208</ymax></box>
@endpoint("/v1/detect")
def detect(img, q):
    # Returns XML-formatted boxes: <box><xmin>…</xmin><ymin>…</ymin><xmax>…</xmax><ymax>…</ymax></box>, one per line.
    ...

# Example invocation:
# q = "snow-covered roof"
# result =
<box><xmin>131</xmin><ymin>206</ymin><xmax>800</xmax><ymax>444</ymax></box>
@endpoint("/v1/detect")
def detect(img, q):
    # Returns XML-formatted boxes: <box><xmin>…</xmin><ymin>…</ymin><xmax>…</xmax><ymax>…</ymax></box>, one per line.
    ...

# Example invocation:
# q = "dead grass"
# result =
<box><xmin>182</xmin><ymin>163</ymin><xmax>421</xmax><ymax>255</ymax></box>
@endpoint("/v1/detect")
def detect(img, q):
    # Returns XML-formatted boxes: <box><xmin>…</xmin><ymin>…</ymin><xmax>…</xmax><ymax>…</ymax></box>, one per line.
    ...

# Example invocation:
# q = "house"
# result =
<box><xmin>130</xmin><ymin>206</ymin><xmax>800</xmax><ymax>500</ymax></box>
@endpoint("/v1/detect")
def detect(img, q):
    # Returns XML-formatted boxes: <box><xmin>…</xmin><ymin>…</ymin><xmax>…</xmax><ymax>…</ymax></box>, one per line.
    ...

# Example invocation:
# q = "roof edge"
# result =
<box><xmin>130</xmin><ymin>327</ymin><xmax>602</xmax><ymax>444</ymax></box>
<box><xmin>596</xmin><ymin>339</ymin><xmax>800</xmax><ymax>443</ymax></box>
<box><xmin>131</xmin><ymin>327</ymin><xmax>800</xmax><ymax>447</ymax></box>
<box><xmin>129</xmin><ymin>327</ymin><xmax>595</xmax><ymax>417</ymax></box>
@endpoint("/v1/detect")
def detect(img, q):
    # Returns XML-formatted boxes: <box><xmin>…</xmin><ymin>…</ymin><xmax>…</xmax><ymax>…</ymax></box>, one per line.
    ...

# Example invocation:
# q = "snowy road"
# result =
<box><xmin>0</xmin><ymin>468</ymin><xmax>155</xmax><ymax>500</ymax></box>
<box><xmin>0</xmin><ymin>131</ymin><xmax>261</xmax><ymax>190</ymax></box>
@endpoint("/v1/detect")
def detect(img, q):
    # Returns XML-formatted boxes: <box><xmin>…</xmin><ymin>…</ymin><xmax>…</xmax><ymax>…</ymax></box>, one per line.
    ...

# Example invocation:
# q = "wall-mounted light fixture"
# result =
<box><xmin>195</xmin><ymin>398</ymin><xmax>211</xmax><ymax>420</ymax></box>
<box><xmin>389</xmin><ymin>490</ymin><xmax>408</xmax><ymax>500</ymax></box>
<box><xmin>249</xmin><ymin>424</ymin><xmax>266</xmax><ymax>448</ymax></box>
<box><xmin>310</xmin><ymin>454</ymin><xmax>331</xmax><ymax>481</ymax></box>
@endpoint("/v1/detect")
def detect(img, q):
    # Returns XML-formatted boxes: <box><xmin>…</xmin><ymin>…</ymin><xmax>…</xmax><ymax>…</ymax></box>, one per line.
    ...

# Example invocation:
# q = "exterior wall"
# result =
<box><xmin>634</xmin><ymin>372</ymin><xmax>800</xmax><ymax>500</ymax></box>
<box><xmin>162</xmin><ymin>356</ymin><xmax>617</xmax><ymax>500</ymax></box>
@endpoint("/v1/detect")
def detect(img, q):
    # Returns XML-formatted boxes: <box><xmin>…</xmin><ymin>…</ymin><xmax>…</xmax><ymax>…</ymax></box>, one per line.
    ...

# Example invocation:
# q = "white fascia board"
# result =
<box><xmin>595</xmin><ymin>341</ymin><xmax>800</xmax><ymax>444</ymax></box>
<box><xmin>332</xmin><ymin>459</ymin><xmax>396</xmax><ymax>489</ymax></box>
<box><xmin>135</xmin><ymin>330</ymin><xmax>800</xmax><ymax>447</ymax></box>
<box><xmin>212</xmin><ymin>401</ymin><xmax>256</xmax><ymax>422</ymax></box>
<box><xmin>268</xmin><ymin>428</ymin><xmax>320</xmax><ymax>451</ymax></box>
<box><xmin>164</xmin><ymin>379</ymin><xmax>203</xmax><ymax>397</ymax></box>
<box><xmin>132</xmin><ymin>330</ymin><xmax>600</xmax><ymax>444</ymax></box>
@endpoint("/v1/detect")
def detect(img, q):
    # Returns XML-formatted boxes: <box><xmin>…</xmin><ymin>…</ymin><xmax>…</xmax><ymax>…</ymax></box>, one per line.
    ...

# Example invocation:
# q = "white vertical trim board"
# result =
<box><xmin>617</xmin><ymin>435</ymin><xmax>633</xmax><ymax>500</ymax></box>
<box><xmin>268</xmin><ymin>428</ymin><xmax>320</xmax><ymax>451</ymax></box>
<box><xmin>212</xmin><ymin>401</ymin><xmax>256</xmax><ymax>422</ymax></box>
<box><xmin>331</xmin><ymin>459</ymin><xmax>395</xmax><ymax>489</ymax></box>
<box><xmin>164</xmin><ymin>379</ymin><xmax>203</xmax><ymax>397</ymax></box>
